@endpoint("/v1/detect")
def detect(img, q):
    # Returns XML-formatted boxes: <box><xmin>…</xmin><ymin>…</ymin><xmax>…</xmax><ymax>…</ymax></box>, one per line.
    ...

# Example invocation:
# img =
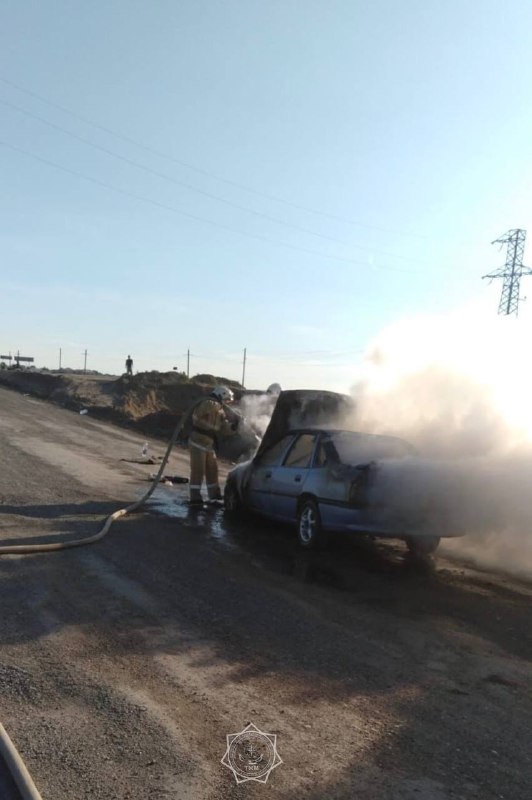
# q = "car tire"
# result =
<box><xmin>297</xmin><ymin>498</ymin><xmax>327</xmax><ymax>549</ymax></box>
<box><xmin>224</xmin><ymin>480</ymin><xmax>243</xmax><ymax>516</ymax></box>
<box><xmin>405</xmin><ymin>536</ymin><xmax>441</xmax><ymax>556</ymax></box>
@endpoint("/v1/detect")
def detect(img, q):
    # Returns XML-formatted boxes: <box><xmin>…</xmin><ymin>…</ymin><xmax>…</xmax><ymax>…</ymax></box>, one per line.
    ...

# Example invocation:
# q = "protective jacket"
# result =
<box><xmin>188</xmin><ymin>397</ymin><xmax>234</xmax><ymax>453</ymax></box>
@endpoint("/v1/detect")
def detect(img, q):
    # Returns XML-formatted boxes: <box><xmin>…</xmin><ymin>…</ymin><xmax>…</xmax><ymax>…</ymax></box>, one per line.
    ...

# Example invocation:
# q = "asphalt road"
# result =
<box><xmin>0</xmin><ymin>386</ymin><xmax>530</xmax><ymax>800</ymax></box>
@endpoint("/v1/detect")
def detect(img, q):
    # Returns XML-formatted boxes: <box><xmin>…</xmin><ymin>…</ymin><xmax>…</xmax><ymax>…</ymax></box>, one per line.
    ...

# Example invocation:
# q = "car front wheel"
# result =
<box><xmin>405</xmin><ymin>536</ymin><xmax>441</xmax><ymax>556</ymax></box>
<box><xmin>297</xmin><ymin>498</ymin><xmax>327</xmax><ymax>549</ymax></box>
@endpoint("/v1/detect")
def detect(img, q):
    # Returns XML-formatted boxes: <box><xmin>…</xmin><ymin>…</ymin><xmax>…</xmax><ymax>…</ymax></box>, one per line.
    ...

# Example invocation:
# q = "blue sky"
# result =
<box><xmin>1</xmin><ymin>0</ymin><xmax>532</xmax><ymax>390</ymax></box>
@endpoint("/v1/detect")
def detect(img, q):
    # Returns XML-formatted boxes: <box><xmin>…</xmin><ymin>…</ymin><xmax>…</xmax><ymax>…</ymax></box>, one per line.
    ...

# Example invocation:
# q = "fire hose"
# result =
<box><xmin>0</xmin><ymin>416</ymin><xmax>184</xmax><ymax>556</ymax></box>
<box><xmin>0</xmin><ymin>402</ymin><xmax>246</xmax><ymax>796</ymax></box>
<box><xmin>0</xmin><ymin>722</ymin><xmax>43</xmax><ymax>800</ymax></box>
<box><xmin>0</xmin><ymin>419</ymin><xmax>186</xmax><ymax>799</ymax></box>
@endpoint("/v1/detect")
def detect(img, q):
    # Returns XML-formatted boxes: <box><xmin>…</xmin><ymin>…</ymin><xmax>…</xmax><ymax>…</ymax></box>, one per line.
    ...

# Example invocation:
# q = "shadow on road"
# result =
<box><xmin>0</xmin><ymin>493</ymin><xmax>530</xmax><ymax>799</ymax></box>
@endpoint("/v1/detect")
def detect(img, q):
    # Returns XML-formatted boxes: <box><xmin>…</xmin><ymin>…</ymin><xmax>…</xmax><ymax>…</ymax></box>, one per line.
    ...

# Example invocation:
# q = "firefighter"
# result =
<box><xmin>188</xmin><ymin>385</ymin><xmax>238</xmax><ymax>505</ymax></box>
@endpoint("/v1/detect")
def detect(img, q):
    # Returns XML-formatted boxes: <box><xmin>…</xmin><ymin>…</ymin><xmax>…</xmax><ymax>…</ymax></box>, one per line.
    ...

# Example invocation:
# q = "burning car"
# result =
<box><xmin>223</xmin><ymin>389</ymin><xmax>444</xmax><ymax>555</ymax></box>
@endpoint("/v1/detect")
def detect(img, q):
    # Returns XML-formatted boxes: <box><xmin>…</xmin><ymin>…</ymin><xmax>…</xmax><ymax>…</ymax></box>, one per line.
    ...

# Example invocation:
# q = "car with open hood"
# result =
<box><xmin>224</xmin><ymin>389</ymin><xmax>447</xmax><ymax>555</ymax></box>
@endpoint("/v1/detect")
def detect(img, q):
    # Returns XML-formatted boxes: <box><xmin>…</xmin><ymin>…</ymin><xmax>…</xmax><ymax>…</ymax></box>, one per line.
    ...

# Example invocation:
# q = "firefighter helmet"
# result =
<box><xmin>211</xmin><ymin>385</ymin><xmax>234</xmax><ymax>403</ymax></box>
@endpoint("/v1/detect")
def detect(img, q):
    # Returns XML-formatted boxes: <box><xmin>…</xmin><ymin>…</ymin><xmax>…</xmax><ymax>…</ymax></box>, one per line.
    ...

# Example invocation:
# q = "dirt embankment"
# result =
<box><xmin>0</xmin><ymin>370</ymin><xmax>260</xmax><ymax>461</ymax></box>
<box><xmin>0</xmin><ymin>371</ymin><xmax>215</xmax><ymax>436</ymax></box>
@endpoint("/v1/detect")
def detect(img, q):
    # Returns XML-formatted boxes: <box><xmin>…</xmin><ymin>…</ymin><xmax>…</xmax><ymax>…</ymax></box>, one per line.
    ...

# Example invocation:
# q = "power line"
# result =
<box><xmin>0</xmin><ymin>96</ymin><xmax>348</xmax><ymax>248</ymax></box>
<box><xmin>0</xmin><ymin>72</ymin><xmax>429</xmax><ymax>241</ymax></box>
<box><xmin>251</xmin><ymin>349</ymin><xmax>365</xmax><ymax>361</ymax></box>
<box><xmin>0</xmin><ymin>95</ymin><xmax>440</xmax><ymax>267</ymax></box>
<box><xmin>186</xmin><ymin>353</ymin><xmax>242</xmax><ymax>363</ymax></box>
<box><xmin>180</xmin><ymin>348</ymin><xmax>366</xmax><ymax>366</ymax></box>
<box><xmin>186</xmin><ymin>352</ymin><xmax>363</xmax><ymax>362</ymax></box>
<box><xmin>483</xmin><ymin>229</ymin><xmax>532</xmax><ymax>316</ymax></box>
<box><xmin>0</xmin><ymin>138</ymin><xmax>420</xmax><ymax>274</ymax></box>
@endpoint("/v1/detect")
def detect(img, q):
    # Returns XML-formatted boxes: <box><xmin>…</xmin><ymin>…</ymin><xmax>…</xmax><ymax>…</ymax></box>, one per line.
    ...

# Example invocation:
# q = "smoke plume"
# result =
<box><xmin>351</xmin><ymin>306</ymin><xmax>532</xmax><ymax>578</ymax></box>
<box><xmin>238</xmin><ymin>393</ymin><xmax>278</xmax><ymax>437</ymax></box>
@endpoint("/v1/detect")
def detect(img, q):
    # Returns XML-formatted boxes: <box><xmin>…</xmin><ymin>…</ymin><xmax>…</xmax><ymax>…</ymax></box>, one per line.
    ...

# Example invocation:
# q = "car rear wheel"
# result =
<box><xmin>405</xmin><ymin>536</ymin><xmax>441</xmax><ymax>556</ymax></box>
<box><xmin>224</xmin><ymin>480</ymin><xmax>243</xmax><ymax>516</ymax></box>
<box><xmin>297</xmin><ymin>498</ymin><xmax>327</xmax><ymax>549</ymax></box>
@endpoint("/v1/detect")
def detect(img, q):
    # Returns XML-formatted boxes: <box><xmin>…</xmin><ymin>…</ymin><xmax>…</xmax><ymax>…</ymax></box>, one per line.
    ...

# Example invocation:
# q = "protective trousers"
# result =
<box><xmin>189</xmin><ymin>444</ymin><xmax>222</xmax><ymax>501</ymax></box>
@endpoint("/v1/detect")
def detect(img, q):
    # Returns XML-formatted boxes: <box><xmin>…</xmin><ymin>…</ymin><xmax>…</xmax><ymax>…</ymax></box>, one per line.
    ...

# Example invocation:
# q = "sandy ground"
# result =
<box><xmin>0</xmin><ymin>387</ymin><xmax>530</xmax><ymax>800</ymax></box>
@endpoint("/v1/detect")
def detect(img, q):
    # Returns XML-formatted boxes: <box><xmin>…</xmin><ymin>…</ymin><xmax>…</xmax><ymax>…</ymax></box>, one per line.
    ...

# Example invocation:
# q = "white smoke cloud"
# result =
<box><xmin>350</xmin><ymin>303</ymin><xmax>532</xmax><ymax>577</ymax></box>
<box><xmin>238</xmin><ymin>393</ymin><xmax>277</xmax><ymax>436</ymax></box>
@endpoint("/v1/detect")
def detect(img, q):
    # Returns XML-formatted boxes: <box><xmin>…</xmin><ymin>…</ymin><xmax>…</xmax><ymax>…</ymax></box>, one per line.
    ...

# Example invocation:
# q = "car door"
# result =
<box><xmin>268</xmin><ymin>433</ymin><xmax>319</xmax><ymax>521</ymax></box>
<box><xmin>246</xmin><ymin>435</ymin><xmax>295</xmax><ymax>514</ymax></box>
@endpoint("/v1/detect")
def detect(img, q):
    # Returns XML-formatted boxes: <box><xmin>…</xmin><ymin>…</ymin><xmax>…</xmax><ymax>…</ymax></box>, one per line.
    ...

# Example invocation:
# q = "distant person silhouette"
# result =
<box><xmin>125</xmin><ymin>355</ymin><xmax>133</xmax><ymax>376</ymax></box>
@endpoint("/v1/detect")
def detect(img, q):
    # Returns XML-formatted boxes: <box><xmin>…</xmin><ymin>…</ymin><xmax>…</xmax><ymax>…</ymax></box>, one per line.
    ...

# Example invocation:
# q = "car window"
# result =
<box><xmin>314</xmin><ymin>439</ymin><xmax>339</xmax><ymax>468</ymax></box>
<box><xmin>326</xmin><ymin>432</ymin><xmax>414</xmax><ymax>464</ymax></box>
<box><xmin>283</xmin><ymin>434</ymin><xmax>318</xmax><ymax>468</ymax></box>
<box><xmin>314</xmin><ymin>442</ymin><xmax>326</xmax><ymax>468</ymax></box>
<box><xmin>255</xmin><ymin>435</ymin><xmax>294</xmax><ymax>467</ymax></box>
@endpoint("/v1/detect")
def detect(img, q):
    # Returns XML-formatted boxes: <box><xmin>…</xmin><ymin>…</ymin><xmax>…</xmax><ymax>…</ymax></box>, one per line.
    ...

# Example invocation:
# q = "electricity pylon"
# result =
<box><xmin>483</xmin><ymin>229</ymin><xmax>532</xmax><ymax>316</ymax></box>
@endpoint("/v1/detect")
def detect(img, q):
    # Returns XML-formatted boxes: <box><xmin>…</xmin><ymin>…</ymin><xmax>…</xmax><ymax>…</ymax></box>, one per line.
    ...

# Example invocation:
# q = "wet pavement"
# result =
<box><xmin>1</xmin><ymin>386</ymin><xmax>531</xmax><ymax>800</ymax></box>
<box><xmin>146</xmin><ymin>482</ymin><xmax>440</xmax><ymax>594</ymax></box>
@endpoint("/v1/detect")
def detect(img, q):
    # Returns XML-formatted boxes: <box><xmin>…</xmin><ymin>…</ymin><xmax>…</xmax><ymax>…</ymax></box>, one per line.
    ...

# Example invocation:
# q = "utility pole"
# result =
<box><xmin>59</xmin><ymin>348</ymin><xmax>62</xmax><ymax>371</ymax></box>
<box><xmin>187</xmin><ymin>348</ymin><xmax>190</xmax><ymax>378</ymax></box>
<box><xmin>241</xmin><ymin>348</ymin><xmax>247</xmax><ymax>389</ymax></box>
<box><xmin>483</xmin><ymin>229</ymin><xmax>532</xmax><ymax>316</ymax></box>
<box><xmin>83</xmin><ymin>349</ymin><xmax>88</xmax><ymax>373</ymax></box>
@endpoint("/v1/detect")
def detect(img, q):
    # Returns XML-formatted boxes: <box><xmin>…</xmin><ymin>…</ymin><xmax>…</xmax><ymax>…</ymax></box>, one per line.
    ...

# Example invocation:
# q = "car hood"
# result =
<box><xmin>254</xmin><ymin>389</ymin><xmax>355</xmax><ymax>460</ymax></box>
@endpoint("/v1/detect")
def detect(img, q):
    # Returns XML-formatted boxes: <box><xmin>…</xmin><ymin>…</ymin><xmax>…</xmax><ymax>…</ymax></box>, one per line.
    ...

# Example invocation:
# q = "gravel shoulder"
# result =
<box><xmin>0</xmin><ymin>388</ymin><xmax>530</xmax><ymax>800</ymax></box>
